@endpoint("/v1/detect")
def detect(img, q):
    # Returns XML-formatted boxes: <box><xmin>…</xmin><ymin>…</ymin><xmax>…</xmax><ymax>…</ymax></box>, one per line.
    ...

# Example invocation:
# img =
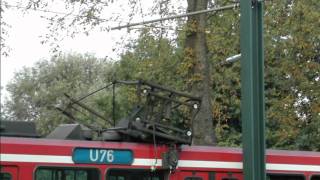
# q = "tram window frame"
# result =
<box><xmin>106</xmin><ymin>168</ymin><xmax>168</xmax><ymax>180</ymax></box>
<box><xmin>267</xmin><ymin>173</ymin><xmax>305</xmax><ymax>180</ymax></box>
<box><xmin>184</xmin><ymin>177</ymin><xmax>203</xmax><ymax>180</ymax></box>
<box><xmin>34</xmin><ymin>166</ymin><xmax>100</xmax><ymax>180</ymax></box>
<box><xmin>310</xmin><ymin>175</ymin><xmax>320</xmax><ymax>180</ymax></box>
<box><xmin>0</xmin><ymin>172</ymin><xmax>12</xmax><ymax>180</ymax></box>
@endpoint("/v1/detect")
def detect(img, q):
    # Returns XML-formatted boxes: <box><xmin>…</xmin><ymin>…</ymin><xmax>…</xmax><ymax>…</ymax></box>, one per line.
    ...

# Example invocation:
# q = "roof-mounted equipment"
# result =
<box><xmin>56</xmin><ymin>80</ymin><xmax>201</xmax><ymax>145</ymax></box>
<box><xmin>0</xmin><ymin>120</ymin><xmax>39</xmax><ymax>138</ymax></box>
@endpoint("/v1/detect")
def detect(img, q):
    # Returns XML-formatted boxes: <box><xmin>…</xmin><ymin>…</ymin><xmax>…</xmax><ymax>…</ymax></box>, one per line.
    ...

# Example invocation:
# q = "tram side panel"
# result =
<box><xmin>2</xmin><ymin>137</ymin><xmax>320</xmax><ymax>180</ymax></box>
<box><xmin>0</xmin><ymin>164</ymin><xmax>20</xmax><ymax>180</ymax></box>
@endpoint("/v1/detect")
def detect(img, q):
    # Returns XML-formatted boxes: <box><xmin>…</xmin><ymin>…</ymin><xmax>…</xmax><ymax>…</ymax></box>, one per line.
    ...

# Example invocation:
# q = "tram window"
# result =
<box><xmin>0</xmin><ymin>173</ymin><xmax>12</xmax><ymax>180</ymax></box>
<box><xmin>76</xmin><ymin>170</ymin><xmax>89</xmax><ymax>180</ymax></box>
<box><xmin>35</xmin><ymin>167</ymin><xmax>99</xmax><ymax>180</ymax></box>
<box><xmin>311</xmin><ymin>175</ymin><xmax>320</xmax><ymax>180</ymax></box>
<box><xmin>107</xmin><ymin>169</ymin><xmax>166</xmax><ymax>180</ymax></box>
<box><xmin>267</xmin><ymin>174</ymin><xmax>305</xmax><ymax>180</ymax></box>
<box><xmin>185</xmin><ymin>177</ymin><xmax>203</xmax><ymax>180</ymax></box>
<box><xmin>36</xmin><ymin>169</ymin><xmax>53</xmax><ymax>180</ymax></box>
<box><xmin>65</xmin><ymin>170</ymin><xmax>75</xmax><ymax>180</ymax></box>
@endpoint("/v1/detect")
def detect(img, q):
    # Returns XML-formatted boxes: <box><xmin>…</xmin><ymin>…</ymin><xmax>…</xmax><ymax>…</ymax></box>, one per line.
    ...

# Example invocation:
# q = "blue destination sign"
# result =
<box><xmin>73</xmin><ymin>148</ymin><xmax>133</xmax><ymax>165</ymax></box>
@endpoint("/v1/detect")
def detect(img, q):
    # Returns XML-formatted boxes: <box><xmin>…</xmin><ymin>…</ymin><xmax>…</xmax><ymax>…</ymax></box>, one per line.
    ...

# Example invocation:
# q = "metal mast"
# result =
<box><xmin>240</xmin><ymin>0</ymin><xmax>266</xmax><ymax>179</ymax></box>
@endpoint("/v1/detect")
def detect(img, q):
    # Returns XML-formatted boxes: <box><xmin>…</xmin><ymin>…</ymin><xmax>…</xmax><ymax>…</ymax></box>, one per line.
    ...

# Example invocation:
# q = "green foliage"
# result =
<box><xmin>209</xmin><ymin>0</ymin><xmax>320</xmax><ymax>150</ymax></box>
<box><xmin>206</xmin><ymin>0</ymin><xmax>242</xmax><ymax>146</ymax></box>
<box><xmin>4</xmin><ymin>53</ymin><xmax>114</xmax><ymax>134</ymax></box>
<box><xmin>197</xmin><ymin>0</ymin><xmax>319</xmax><ymax>149</ymax></box>
<box><xmin>4</xmin><ymin>0</ymin><xmax>319</xmax><ymax>150</ymax></box>
<box><xmin>264</xmin><ymin>0</ymin><xmax>320</xmax><ymax>150</ymax></box>
<box><xmin>114</xmin><ymin>29</ymin><xmax>185</xmax><ymax>89</ymax></box>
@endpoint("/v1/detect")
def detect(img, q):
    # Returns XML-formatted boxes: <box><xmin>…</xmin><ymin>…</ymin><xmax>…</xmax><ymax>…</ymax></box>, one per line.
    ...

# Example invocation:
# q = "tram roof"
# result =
<box><xmin>1</xmin><ymin>136</ymin><xmax>320</xmax><ymax>158</ymax></box>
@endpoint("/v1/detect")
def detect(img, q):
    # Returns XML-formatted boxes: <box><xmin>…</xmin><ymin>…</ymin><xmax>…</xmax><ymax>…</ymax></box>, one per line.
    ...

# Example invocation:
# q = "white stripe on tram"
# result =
<box><xmin>132</xmin><ymin>158</ymin><xmax>162</xmax><ymax>166</ymax></box>
<box><xmin>1</xmin><ymin>153</ymin><xmax>320</xmax><ymax>172</ymax></box>
<box><xmin>0</xmin><ymin>154</ymin><xmax>162</xmax><ymax>166</ymax></box>
<box><xmin>177</xmin><ymin>160</ymin><xmax>242</xmax><ymax>169</ymax></box>
<box><xmin>0</xmin><ymin>154</ymin><xmax>74</xmax><ymax>164</ymax></box>
<box><xmin>267</xmin><ymin>163</ymin><xmax>320</xmax><ymax>172</ymax></box>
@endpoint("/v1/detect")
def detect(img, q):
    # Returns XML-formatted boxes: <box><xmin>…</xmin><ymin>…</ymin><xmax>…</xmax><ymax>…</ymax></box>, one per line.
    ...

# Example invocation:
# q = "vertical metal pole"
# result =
<box><xmin>240</xmin><ymin>0</ymin><xmax>266</xmax><ymax>179</ymax></box>
<box><xmin>112</xmin><ymin>83</ymin><xmax>116</xmax><ymax>127</ymax></box>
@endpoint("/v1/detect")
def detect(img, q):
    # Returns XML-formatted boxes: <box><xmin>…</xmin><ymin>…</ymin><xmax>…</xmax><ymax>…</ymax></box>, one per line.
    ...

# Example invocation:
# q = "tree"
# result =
<box><xmin>0</xmin><ymin>1</ymin><xmax>11</xmax><ymax>56</ymax></box>
<box><xmin>4</xmin><ymin>53</ymin><xmax>114</xmax><ymax>134</ymax></box>
<box><xmin>204</xmin><ymin>0</ymin><xmax>320</xmax><ymax>149</ymax></box>
<box><xmin>182</xmin><ymin>0</ymin><xmax>216</xmax><ymax>145</ymax></box>
<box><xmin>263</xmin><ymin>0</ymin><xmax>320</xmax><ymax>150</ymax></box>
<box><xmin>9</xmin><ymin>0</ymin><xmax>217</xmax><ymax>145</ymax></box>
<box><xmin>206</xmin><ymin>0</ymin><xmax>241</xmax><ymax>146</ymax></box>
<box><xmin>114</xmin><ymin>29</ymin><xmax>184</xmax><ymax>88</ymax></box>
<box><xmin>4</xmin><ymin>0</ymin><xmax>319</xmax><ymax>149</ymax></box>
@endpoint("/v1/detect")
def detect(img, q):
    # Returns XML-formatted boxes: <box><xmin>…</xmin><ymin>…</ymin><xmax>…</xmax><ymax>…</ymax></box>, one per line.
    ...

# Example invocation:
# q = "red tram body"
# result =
<box><xmin>1</xmin><ymin>136</ymin><xmax>320</xmax><ymax>180</ymax></box>
<box><xmin>1</xmin><ymin>81</ymin><xmax>320</xmax><ymax>180</ymax></box>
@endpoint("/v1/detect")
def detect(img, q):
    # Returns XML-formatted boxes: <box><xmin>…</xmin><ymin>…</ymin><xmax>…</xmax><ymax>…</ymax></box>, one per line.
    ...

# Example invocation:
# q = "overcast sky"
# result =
<box><xmin>0</xmin><ymin>1</ymin><xmax>140</xmax><ymax>102</ymax></box>
<box><xmin>1</xmin><ymin>9</ymin><xmax>123</xmax><ymax>81</ymax></box>
<box><xmin>1</xmin><ymin>0</ymin><xmax>185</xmax><ymax>104</ymax></box>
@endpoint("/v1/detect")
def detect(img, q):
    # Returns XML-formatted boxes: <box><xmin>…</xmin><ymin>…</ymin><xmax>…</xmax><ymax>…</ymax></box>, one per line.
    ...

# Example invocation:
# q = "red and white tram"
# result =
<box><xmin>1</xmin><ymin>81</ymin><xmax>320</xmax><ymax>180</ymax></box>
<box><xmin>1</xmin><ymin>135</ymin><xmax>320</xmax><ymax>180</ymax></box>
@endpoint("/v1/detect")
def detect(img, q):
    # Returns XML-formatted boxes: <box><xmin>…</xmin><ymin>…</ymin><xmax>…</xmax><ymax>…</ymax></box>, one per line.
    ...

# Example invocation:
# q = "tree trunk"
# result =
<box><xmin>185</xmin><ymin>0</ymin><xmax>216</xmax><ymax>145</ymax></box>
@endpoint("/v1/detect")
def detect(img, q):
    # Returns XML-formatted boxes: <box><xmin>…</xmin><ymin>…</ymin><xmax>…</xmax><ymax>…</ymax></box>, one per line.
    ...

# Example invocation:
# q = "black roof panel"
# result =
<box><xmin>0</xmin><ymin>120</ymin><xmax>39</xmax><ymax>138</ymax></box>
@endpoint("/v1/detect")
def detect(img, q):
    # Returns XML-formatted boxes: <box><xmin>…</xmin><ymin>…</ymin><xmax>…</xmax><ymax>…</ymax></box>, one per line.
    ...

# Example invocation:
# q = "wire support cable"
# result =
<box><xmin>110</xmin><ymin>3</ymin><xmax>239</xmax><ymax>30</ymax></box>
<box><xmin>4</xmin><ymin>3</ymin><xmax>239</xmax><ymax>31</ymax></box>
